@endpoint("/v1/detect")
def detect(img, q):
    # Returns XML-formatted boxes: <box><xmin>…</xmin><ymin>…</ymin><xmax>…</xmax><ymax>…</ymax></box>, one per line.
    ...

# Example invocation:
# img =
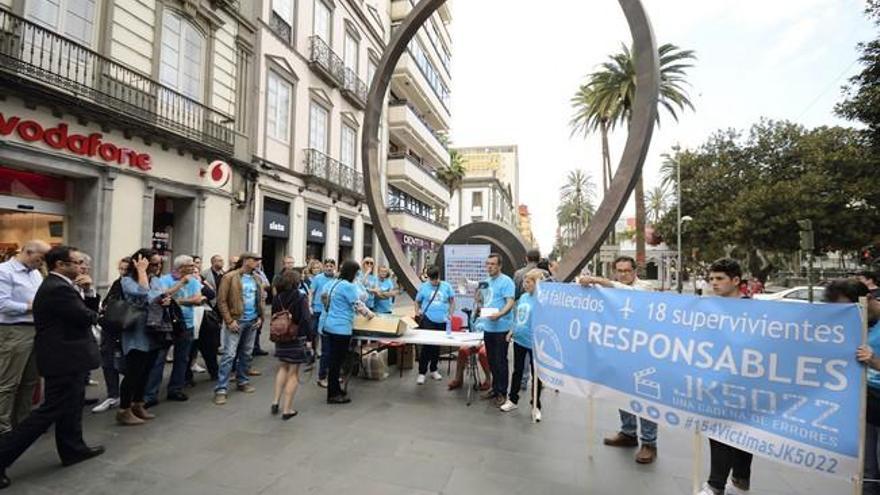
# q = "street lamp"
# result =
<box><xmin>676</xmin><ymin>215</ymin><xmax>692</xmax><ymax>293</ymax></box>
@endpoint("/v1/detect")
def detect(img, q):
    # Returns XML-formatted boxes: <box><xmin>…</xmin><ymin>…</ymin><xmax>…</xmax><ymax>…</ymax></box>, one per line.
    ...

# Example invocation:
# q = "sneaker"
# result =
<box><xmin>191</xmin><ymin>363</ymin><xmax>207</xmax><ymax>373</ymax></box>
<box><xmin>237</xmin><ymin>383</ymin><xmax>256</xmax><ymax>393</ymax></box>
<box><xmin>695</xmin><ymin>484</ymin><xmax>722</xmax><ymax>495</ymax></box>
<box><xmin>532</xmin><ymin>408</ymin><xmax>542</xmax><ymax>423</ymax></box>
<box><xmin>499</xmin><ymin>399</ymin><xmax>518</xmax><ymax>412</ymax></box>
<box><xmin>725</xmin><ymin>477</ymin><xmax>750</xmax><ymax>494</ymax></box>
<box><xmin>213</xmin><ymin>392</ymin><xmax>227</xmax><ymax>405</ymax></box>
<box><xmin>91</xmin><ymin>398</ymin><xmax>119</xmax><ymax>414</ymax></box>
<box><xmin>316</xmin><ymin>378</ymin><xmax>328</xmax><ymax>388</ymax></box>
<box><xmin>430</xmin><ymin>371</ymin><xmax>442</xmax><ymax>381</ymax></box>
<box><xmin>416</xmin><ymin>374</ymin><xmax>426</xmax><ymax>385</ymax></box>
<box><xmin>493</xmin><ymin>395</ymin><xmax>507</xmax><ymax>408</ymax></box>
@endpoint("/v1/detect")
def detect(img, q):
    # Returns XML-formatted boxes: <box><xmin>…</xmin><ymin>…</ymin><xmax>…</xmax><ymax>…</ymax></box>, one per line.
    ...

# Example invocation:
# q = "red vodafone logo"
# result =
<box><xmin>0</xmin><ymin>112</ymin><xmax>152</xmax><ymax>171</ymax></box>
<box><xmin>206</xmin><ymin>160</ymin><xmax>230</xmax><ymax>187</ymax></box>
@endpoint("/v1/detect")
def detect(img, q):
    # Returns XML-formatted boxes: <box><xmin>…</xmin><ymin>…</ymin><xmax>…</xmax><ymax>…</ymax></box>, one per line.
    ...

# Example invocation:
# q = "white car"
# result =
<box><xmin>753</xmin><ymin>286</ymin><xmax>825</xmax><ymax>303</ymax></box>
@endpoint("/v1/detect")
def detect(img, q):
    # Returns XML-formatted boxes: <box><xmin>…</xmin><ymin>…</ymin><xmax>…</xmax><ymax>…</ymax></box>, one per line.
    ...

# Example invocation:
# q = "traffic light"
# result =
<box><xmin>797</xmin><ymin>220</ymin><xmax>814</xmax><ymax>251</ymax></box>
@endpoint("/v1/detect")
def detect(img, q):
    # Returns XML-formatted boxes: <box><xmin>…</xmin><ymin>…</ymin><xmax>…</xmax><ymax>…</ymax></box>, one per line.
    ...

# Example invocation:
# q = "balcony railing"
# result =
<box><xmin>0</xmin><ymin>8</ymin><xmax>234</xmax><ymax>153</ymax></box>
<box><xmin>308</xmin><ymin>36</ymin><xmax>344</xmax><ymax>87</ymax></box>
<box><xmin>388</xmin><ymin>98</ymin><xmax>447</xmax><ymax>149</ymax></box>
<box><xmin>269</xmin><ymin>11</ymin><xmax>292</xmax><ymax>45</ymax></box>
<box><xmin>388</xmin><ymin>151</ymin><xmax>443</xmax><ymax>181</ymax></box>
<box><xmin>342</xmin><ymin>67</ymin><xmax>368</xmax><ymax>109</ymax></box>
<box><xmin>304</xmin><ymin>148</ymin><xmax>364</xmax><ymax>198</ymax></box>
<box><xmin>386</xmin><ymin>204</ymin><xmax>449</xmax><ymax>229</ymax></box>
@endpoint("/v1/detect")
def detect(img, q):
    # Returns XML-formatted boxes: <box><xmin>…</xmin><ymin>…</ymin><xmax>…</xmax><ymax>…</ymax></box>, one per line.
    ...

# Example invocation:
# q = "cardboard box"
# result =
<box><xmin>353</xmin><ymin>314</ymin><xmax>412</xmax><ymax>337</ymax></box>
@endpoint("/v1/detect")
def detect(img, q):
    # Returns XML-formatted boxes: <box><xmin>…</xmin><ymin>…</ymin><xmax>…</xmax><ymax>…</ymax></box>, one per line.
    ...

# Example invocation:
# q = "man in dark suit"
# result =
<box><xmin>0</xmin><ymin>245</ymin><xmax>103</xmax><ymax>489</ymax></box>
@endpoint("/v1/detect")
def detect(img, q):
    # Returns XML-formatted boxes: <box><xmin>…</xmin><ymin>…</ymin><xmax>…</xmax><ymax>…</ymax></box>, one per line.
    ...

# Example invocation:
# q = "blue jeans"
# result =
<box><xmin>144</xmin><ymin>331</ymin><xmax>193</xmax><ymax>402</ymax></box>
<box><xmin>620</xmin><ymin>410</ymin><xmax>657</xmax><ymax>445</ymax></box>
<box><xmin>215</xmin><ymin>320</ymin><xmax>257</xmax><ymax>393</ymax></box>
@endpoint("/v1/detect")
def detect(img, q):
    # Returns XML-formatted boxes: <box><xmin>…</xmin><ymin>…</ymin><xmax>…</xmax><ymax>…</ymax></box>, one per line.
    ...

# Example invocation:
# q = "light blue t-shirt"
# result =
<box><xmin>513</xmin><ymin>293</ymin><xmax>535</xmax><ymax>348</ymax></box>
<box><xmin>241</xmin><ymin>274</ymin><xmax>259</xmax><ymax>321</ymax></box>
<box><xmin>322</xmin><ymin>280</ymin><xmax>361</xmax><ymax>336</ymax></box>
<box><xmin>372</xmin><ymin>278</ymin><xmax>395</xmax><ymax>314</ymax></box>
<box><xmin>359</xmin><ymin>272</ymin><xmax>379</xmax><ymax>309</ymax></box>
<box><xmin>478</xmin><ymin>273</ymin><xmax>515</xmax><ymax>333</ymax></box>
<box><xmin>416</xmin><ymin>281</ymin><xmax>455</xmax><ymax>324</ymax></box>
<box><xmin>158</xmin><ymin>274</ymin><xmax>202</xmax><ymax>330</ymax></box>
<box><xmin>310</xmin><ymin>273</ymin><xmax>335</xmax><ymax>313</ymax></box>
<box><xmin>868</xmin><ymin>322</ymin><xmax>880</xmax><ymax>390</ymax></box>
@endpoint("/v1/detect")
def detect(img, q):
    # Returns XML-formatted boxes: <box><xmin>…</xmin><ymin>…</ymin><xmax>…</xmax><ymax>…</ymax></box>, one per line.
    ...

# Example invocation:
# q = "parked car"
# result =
<box><xmin>753</xmin><ymin>286</ymin><xmax>825</xmax><ymax>303</ymax></box>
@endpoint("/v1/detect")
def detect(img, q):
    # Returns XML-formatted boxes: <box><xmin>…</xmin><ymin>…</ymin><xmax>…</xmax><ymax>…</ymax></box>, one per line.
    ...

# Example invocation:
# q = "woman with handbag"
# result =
<box><xmin>269</xmin><ymin>269</ymin><xmax>314</xmax><ymax>420</ymax></box>
<box><xmin>413</xmin><ymin>266</ymin><xmax>455</xmax><ymax>385</ymax></box>
<box><xmin>117</xmin><ymin>249</ymin><xmax>167</xmax><ymax>426</ymax></box>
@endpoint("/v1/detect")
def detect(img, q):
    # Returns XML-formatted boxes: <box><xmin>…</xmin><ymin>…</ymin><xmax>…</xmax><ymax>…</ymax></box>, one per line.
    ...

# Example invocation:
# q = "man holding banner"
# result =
<box><xmin>579</xmin><ymin>255</ymin><xmax>659</xmax><ymax>465</ymax></box>
<box><xmin>697</xmin><ymin>258</ymin><xmax>754</xmax><ymax>495</ymax></box>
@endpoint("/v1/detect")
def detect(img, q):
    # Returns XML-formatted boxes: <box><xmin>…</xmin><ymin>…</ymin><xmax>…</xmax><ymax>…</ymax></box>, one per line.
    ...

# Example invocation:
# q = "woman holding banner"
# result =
<box><xmin>500</xmin><ymin>269</ymin><xmax>545</xmax><ymax>422</ymax></box>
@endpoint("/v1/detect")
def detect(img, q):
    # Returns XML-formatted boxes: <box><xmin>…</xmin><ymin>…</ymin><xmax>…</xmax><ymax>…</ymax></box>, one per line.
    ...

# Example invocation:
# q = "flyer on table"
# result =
<box><xmin>532</xmin><ymin>282</ymin><xmax>863</xmax><ymax>481</ymax></box>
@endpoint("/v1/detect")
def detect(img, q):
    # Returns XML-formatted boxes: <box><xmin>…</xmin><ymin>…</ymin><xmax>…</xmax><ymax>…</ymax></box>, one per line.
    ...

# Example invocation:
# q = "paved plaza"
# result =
<box><xmin>3</xmin><ymin>340</ymin><xmax>851</xmax><ymax>495</ymax></box>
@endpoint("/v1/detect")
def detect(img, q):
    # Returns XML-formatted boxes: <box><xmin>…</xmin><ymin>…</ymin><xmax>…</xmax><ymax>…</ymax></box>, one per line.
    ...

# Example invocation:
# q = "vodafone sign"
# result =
<box><xmin>0</xmin><ymin>112</ymin><xmax>152</xmax><ymax>171</ymax></box>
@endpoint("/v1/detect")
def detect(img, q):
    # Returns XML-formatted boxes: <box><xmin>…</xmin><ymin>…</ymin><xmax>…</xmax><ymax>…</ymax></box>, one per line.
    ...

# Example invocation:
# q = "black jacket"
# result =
<box><xmin>32</xmin><ymin>273</ymin><xmax>101</xmax><ymax>377</ymax></box>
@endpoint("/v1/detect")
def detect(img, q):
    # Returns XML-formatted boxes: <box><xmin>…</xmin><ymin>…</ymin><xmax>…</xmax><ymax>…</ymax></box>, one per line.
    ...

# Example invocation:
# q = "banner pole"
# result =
<box><xmin>588</xmin><ymin>395</ymin><xmax>595</xmax><ymax>461</ymax></box>
<box><xmin>857</xmin><ymin>297</ymin><xmax>869</xmax><ymax>495</ymax></box>
<box><xmin>692</xmin><ymin>422</ymin><xmax>702</xmax><ymax>494</ymax></box>
<box><xmin>531</xmin><ymin>357</ymin><xmax>538</xmax><ymax>424</ymax></box>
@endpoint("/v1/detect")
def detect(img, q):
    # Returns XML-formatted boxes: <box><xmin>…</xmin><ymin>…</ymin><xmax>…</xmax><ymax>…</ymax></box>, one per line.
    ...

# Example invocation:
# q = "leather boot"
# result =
<box><xmin>116</xmin><ymin>409</ymin><xmax>145</xmax><ymax>426</ymax></box>
<box><xmin>132</xmin><ymin>402</ymin><xmax>156</xmax><ymax>420</ymax></box>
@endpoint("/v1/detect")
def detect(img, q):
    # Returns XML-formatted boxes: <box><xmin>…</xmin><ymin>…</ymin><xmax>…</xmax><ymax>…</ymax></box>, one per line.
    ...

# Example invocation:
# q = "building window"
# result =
<box><xmin>26</xmin><ymin>0</ymin><xmax>97</xmax><ymax>46</ymax></box>
<box><xmin>408</xmin><ymin>40</ymin><xmax>449</xmax><ymax>108</ymax></box>
<box><xmin>266</xmin><ymin>71</ymin><xmax>292</xmax><ymax>143</ymax></box>
<box><xmin>472</xmin><ymin>191</ymin><xmax>483</xmax><ymax>209</ymax></box>
<box><xmin>388</xmin><ymin>186</ymin><xmax>435</xmax><ymax>222</ymax></box>
<box><xmin>160</xmin><ymin>10</ymin><xmax>205</xmax><ymax>101</ymax></box>
<box><xmin>309</xmin><ymin>102</ymin><xmax>329</xmax><ymax>152</ymax></box>
<box><xmin>343</xmin><ymin>30</ymin><xmax>359</xmax><ymax>71</ymax></box>
<box><xmin>313</xmin><ymin>0</ymin><xmax>331</xmax><ymax>42</ymax></box>
<box><xmin>270</xmin><ymin>0</ymin><xmax>295</xmax><ymax>43</ymax></box>
<box><xmin>367</xmin><ymin>58</ymin><xmax>377</xmax><ymax>85</ymax></box>
<box><xmin>341</xmin><ymin>124</ymin><xmax>356</xmax><ymax>167</ymax></box>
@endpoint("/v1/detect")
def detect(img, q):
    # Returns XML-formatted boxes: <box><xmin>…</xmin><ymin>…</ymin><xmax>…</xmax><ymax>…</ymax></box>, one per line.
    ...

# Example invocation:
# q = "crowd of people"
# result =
<box><xmin>0</xmin><ymin>238</ymin><xmax>878</xmax><ymax>494</ymax></box>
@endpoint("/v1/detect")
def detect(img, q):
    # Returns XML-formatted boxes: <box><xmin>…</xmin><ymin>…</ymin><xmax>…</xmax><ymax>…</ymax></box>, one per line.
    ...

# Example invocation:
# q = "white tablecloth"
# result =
<box><xmin>353</xmin><ymin>329</ymin><xmax>484</xmax><ymax>347</ymax></box>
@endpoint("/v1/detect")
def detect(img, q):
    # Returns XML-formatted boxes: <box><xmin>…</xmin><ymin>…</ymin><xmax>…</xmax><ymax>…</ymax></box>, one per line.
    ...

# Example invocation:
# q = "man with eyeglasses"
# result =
<box><xmin>578</xmin><ymin>255</ymin><xmax>658</xmax><ymax>464</ymax></box>
<box><xmin>0</xmin><ymin>245</ymin><xmax>103</xmax><ymax>489</ymax></box>
<box><xmin>0</xmin><ymin>240</ymin><xmax>49</xmax><ymax>436</ymax></box>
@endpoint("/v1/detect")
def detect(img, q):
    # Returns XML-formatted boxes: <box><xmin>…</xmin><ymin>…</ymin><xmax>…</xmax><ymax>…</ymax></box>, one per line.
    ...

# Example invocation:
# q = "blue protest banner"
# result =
<box><xmin>532</xmin><ymin>283</ymin><xmax>863</xmax><ymax>481</ymax></box>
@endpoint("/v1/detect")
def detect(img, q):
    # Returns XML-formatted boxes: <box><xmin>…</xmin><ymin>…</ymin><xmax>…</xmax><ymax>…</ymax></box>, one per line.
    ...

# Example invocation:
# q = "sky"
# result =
<box><xmin>448</xmin><ymin>0</ymin><xmax>875</xmax><ymax>252</ymax></box>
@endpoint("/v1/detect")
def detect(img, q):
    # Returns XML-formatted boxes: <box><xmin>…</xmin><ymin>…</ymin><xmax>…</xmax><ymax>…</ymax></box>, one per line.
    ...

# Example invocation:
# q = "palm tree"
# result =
<box><xmin>645</xmin><ymin>185</ymin><xmax>671</xmax><ymax>224</ymax></box>
<box><xmin>437</xmin><ymin>149</ymin><xmax>466</xmax><ymax>193</ymax></box>
<box><xmin>571</xmin><ymin>43</ymin><xmax>696</xmax><ymax>274</ymax></box>
<box><xmin>556</xmin><ymin>170</ymin><xmax>596</xmax><ymax>250</ymax></box>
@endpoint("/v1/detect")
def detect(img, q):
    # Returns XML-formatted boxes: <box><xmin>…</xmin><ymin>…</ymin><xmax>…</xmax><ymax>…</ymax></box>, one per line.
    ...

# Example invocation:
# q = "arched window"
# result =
<box><xmin>159</xmin><ymin>10</ymin><xmax>205</xmax><ymax>101</ymax></box>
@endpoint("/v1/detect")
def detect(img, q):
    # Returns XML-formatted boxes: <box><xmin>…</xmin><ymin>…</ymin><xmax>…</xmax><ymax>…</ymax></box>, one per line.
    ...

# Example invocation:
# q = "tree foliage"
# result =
<box><xmin>654</xmin><ymin>120</ymin><xmax>880</xmax><ymax>267</ymax></box>
<box><xmin>836</xmin><ymin>1</ymin><xmax>880</xmax><ymax>144</ymax></box>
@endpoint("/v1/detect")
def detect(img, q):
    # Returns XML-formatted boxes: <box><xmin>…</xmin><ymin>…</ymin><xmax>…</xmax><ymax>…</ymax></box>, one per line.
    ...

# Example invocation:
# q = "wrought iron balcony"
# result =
<box><xmin>0</xmin><ymin>8</ymin><xmax>234</xmax><ymax>154</ymax></box>
<box><xmin>269</xmin><ymin>11</ymin><xmax>292</xmax><ymax>45</ymax></box>
<box><xmin>304</xmin><ymin>148</ymin><xmax>364</xmax><ymax>199</ymax></box>
<box><xmin>308</xmin><ymin>36</ymin><xmax>344</xmax><ymax>87</ymax></box>
<box><xmin>386</xmin><ymin>204</ymin><xmax>449</xmax><ymax>229</ymax></box>
<box><xmin>342</xmin><ymin>67</ymin><xmax>367</xmax><ymax>109</ymax></box>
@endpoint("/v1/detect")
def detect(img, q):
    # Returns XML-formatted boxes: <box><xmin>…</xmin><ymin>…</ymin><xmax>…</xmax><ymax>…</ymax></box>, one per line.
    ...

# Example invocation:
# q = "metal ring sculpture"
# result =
<box><xmin>362</xmin><ymin>0</ymin><xmax>660</xmax><ymax>297</ymax></box>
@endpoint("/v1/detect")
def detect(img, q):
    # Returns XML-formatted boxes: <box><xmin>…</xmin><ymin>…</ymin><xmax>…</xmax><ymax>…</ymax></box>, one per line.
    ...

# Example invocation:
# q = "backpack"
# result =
<box><xmin>269</xmin><ymin>295</ymin><xmax>301</xmax><ymax>343</ymax></box>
